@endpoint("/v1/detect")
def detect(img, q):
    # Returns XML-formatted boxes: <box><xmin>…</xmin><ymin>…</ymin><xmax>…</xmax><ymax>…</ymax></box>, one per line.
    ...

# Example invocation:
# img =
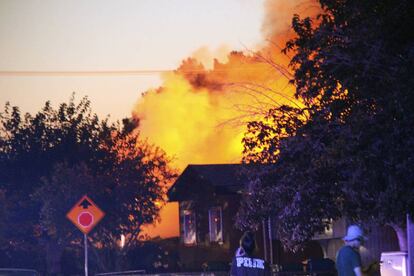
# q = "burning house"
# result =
<box><xmin>167</xmin><ymin>164</ymin><xmax>247</xmax><ymax>271</ymax></box>
<box><xmin>168</xmin><ymin>164</ymin><xmax>400</xmax><ymax>273</ymax></box>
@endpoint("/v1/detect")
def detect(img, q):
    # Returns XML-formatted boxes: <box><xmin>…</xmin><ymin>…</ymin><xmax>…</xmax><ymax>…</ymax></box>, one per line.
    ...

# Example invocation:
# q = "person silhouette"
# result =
<box><xmin>336</xmin><ymin>225</ymin><xmax>366</xmax><ymax>276</ymax></box>
<box><xmin>230</xmin><ymin>231</ymin><xmax>271</xmax><ymax>276</ymax></box>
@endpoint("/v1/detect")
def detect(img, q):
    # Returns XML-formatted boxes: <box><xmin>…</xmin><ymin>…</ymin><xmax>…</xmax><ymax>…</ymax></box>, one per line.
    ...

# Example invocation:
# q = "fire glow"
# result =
<box><xmin>136</xmin><ymin>0</ymin><xmax>319</xmax><ymax>238</ymax></box>
<box><xmin>133</xmin><ymin>50</ymin><xmax>296</xmax><ymax>170</ymax></box>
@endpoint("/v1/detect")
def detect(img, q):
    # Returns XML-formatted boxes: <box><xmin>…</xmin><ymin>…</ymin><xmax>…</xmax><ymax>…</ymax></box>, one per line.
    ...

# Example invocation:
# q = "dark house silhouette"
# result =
<box><xmin>167</xmin><ymin>164</ymin><xmax>250</xmax><ymax>271</ymax></box>
<box><xmin>168</xmin><ymin>164</ymin><xmax>400</xmax><ymax>273</ymax></box>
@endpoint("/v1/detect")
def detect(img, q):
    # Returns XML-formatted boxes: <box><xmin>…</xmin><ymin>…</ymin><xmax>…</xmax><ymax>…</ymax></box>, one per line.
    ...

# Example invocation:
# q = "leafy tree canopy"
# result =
<box><xmin>0</xmin><ymin>94</ymin><xmax>177</xmax><ymax>271</ymax></box>
<box><xmin>239</xmin><ymin>0</ymin><xmax>414</xmax><ymax>249</ymax></box>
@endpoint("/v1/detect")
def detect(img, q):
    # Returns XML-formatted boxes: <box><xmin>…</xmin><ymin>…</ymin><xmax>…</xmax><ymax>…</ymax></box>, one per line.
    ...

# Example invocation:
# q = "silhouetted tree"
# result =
<box><xmin>0</xmin><ymin>95</ymin><xmax>176</xmax><ymax>272</ymax></box>
<box><xmin>239</xmin><ymin>0</ymin><xmax>414</xmax><ymax>249</ymax></box>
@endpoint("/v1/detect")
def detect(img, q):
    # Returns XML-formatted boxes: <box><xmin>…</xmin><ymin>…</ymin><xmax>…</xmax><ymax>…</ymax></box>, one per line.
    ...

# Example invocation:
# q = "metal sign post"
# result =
<box><xmin>84</xmin><ymin>233</ymin><xmax>88</xmax><ymax>276</ymax></box>
<box><xmin>67</xmin><ymin>195</ymin><xmax>105</xmax><ymax>276</ymax></box>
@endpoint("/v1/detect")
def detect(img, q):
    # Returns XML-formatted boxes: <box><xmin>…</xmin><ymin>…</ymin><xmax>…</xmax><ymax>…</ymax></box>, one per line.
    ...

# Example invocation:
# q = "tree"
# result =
<box><xmin>238</xmin><ymin>0</ymin><xmax>414</xmax><ymax>249</ymax></box>
<box><xmin>242</xmin><ymin>105</ymin><xmax>307</xmax><ymax>164</ymax></box>
<box><xmin>0</xmin><ymin>95</ymin><xmax>176</xmax><ymax>272</ymax></box>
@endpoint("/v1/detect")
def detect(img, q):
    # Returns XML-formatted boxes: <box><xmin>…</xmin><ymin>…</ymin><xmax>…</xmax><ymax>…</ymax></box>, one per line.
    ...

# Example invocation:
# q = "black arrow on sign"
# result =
<box><xmin>79</xmin><ymin>199</ymin><xmax>92</xmax><ymax>209</ymax></box>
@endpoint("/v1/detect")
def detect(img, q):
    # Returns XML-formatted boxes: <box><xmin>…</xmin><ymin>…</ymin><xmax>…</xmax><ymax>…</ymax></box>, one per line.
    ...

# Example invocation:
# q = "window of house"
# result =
<box><xmin>209</xmin><ymin>207</ymin><xmax>223</xmax><ymax>243</ymax></box>
<box><xmin>183</xmin><ymin>210</ymin><xmax>196</xmax><ymax>245</ymax></box>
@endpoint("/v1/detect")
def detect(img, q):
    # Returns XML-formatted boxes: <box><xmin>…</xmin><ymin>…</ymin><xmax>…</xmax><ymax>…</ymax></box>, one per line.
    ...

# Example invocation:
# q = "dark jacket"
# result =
<box><xmin>230</xmin><ymin>252</ymin><xmax>271</xmax><ymax>276</ymax></box>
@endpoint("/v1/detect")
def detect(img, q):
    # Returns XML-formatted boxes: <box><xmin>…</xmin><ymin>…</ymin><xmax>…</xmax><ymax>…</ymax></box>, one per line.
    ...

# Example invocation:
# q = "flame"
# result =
<box><xmin>133</xmin><ymin>52</ymin><xmax>299</xmax><ymax>170</ymax></box>
<box><xmin>136</xmin><ymin>0</ymin><xmax>319</xmax><ymax>238</ymax></box>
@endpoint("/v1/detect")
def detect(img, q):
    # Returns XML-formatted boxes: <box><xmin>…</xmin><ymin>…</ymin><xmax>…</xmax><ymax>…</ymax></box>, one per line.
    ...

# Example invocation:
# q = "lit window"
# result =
<box><xmin>209</xmin><ymin>207</ymin><xmax>223</xmax><ymax>243</ymax></box>
<box><xmin>119</xmin><ymin>234</ymin><xmax>125</xmax><ymax>248</ymax></box>
<box><xmin>183</xmin><ymin>210</ymin><xmax>196</xmax><ymax>245</ymax></box>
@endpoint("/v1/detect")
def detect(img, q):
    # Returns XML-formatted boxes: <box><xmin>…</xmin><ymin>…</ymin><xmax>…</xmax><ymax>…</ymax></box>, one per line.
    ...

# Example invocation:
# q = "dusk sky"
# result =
<box><xmin>0</xmin><ymin>0</ymin><xmax>307</xmax><ymax>239</ymax></box>
<box><xmin>0</xmin><ymin>0</ymin><xmax>274</xmax><ymax>239</ymax></box>
<box><xmin>0</xmin><ymin>0</ymin><xmax>265</xmax><ymax>121</ymax></box>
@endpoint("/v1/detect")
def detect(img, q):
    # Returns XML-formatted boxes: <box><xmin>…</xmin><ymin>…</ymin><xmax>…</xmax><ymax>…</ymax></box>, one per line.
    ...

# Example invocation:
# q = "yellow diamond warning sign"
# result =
<box><xmin>66</xmin><ymin>195</ymin><xmax>105</xmax><ymax>234</ymax></box>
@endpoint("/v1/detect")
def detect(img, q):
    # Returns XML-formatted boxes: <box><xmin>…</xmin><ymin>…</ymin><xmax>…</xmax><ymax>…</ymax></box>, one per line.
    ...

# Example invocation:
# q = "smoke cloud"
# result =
<box><xmin>136</xmin><ymin>0</ymin><xmax>321</xmax><ymax>239</ymax></box>
<box><xmin>133</xmin><ymin>0</ymin><xmax>319</xmax><ymax>171</ymax></box>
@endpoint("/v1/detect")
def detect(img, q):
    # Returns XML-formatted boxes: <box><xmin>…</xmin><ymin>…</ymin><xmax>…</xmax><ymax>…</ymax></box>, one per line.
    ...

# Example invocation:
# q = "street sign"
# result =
<box><xmin>67</xmin><ymin>195</ymin><xmax>105</xmax><ymax>276</ymax></box>
<box><xmin>66</xmin><ymin>195</ymin><xmax>105</xmax><ymax>234</ymax></box>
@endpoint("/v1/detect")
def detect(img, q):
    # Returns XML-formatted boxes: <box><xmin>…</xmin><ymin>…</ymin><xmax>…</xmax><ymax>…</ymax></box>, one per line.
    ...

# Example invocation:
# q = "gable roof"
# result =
<box><xmin>168</xmin><ymin>164</ymin><xmax>248</xmax><ymax>201</ymax></box>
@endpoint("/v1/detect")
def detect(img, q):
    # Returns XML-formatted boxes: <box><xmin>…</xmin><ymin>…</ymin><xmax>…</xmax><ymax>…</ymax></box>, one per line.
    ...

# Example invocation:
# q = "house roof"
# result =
<box><xmin>167</xmin><ymin>164</ymin><xmax>249</xmax><ymax>201</ymax></box>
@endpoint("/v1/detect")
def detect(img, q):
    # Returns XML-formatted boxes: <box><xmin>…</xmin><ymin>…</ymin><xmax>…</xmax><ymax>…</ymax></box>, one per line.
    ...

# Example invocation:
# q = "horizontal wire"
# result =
<box><xmin>0</xmin><ymin>70</ymin><xmax>174</xmax><ymax>76</ymax></box>
<box><xmin>0</xmin><ymin>66</ymin><xmax>281</xmax><ymax>76</ymax></box>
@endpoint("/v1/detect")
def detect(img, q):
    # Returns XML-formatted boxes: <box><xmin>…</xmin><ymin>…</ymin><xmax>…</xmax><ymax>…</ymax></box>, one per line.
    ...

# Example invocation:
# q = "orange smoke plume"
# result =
<box><xmin>133</xmin><ymin>50</ymin><xmax>300</xmax><ymax>171</ymax></box>
<box><xmin>133</xmin><ymin>0</ymin><xmax>319</xmax><ymax>171</ymax></box>
<box><xmin>136</xmin><ymin>0</ymin><xmax>320</xmax><ymax>238</ymax></box>
<box><xmin>262</xmin><ymin>0</ymin><xmax>319</xmax><ymax>42</ymax></box>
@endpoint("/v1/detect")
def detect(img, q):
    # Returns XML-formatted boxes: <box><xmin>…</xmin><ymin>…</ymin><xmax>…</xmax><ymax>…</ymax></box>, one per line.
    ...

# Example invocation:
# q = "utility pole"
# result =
<box><xmin>268</xmin><ymin>217</ymin><xmax>273</xmax><ymax>265</ymax></box>
<box><xmin>262</xmin><ymin>220</ymin><xmax>268</xmax><ymax>261</ymax></box>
